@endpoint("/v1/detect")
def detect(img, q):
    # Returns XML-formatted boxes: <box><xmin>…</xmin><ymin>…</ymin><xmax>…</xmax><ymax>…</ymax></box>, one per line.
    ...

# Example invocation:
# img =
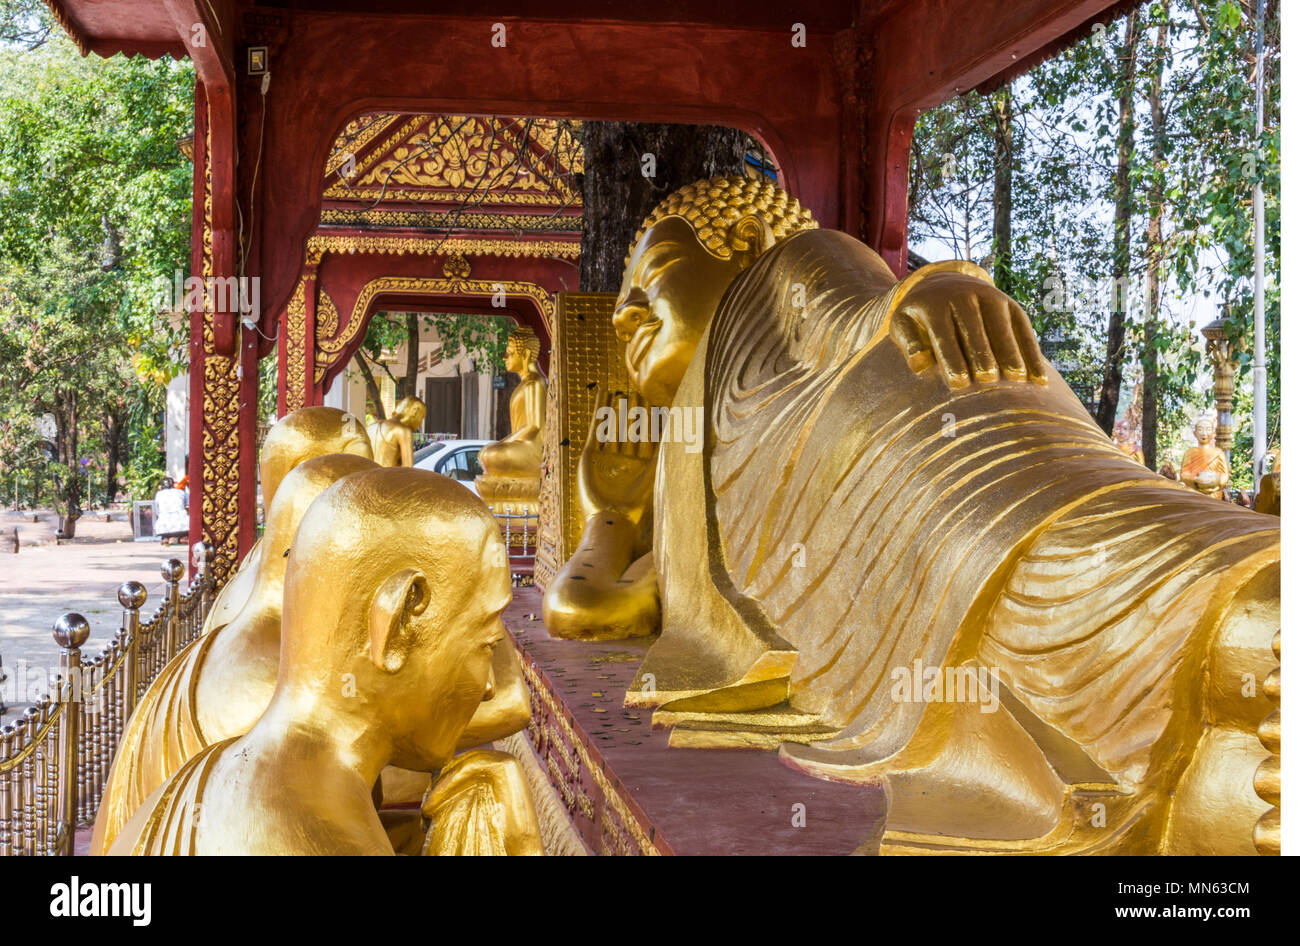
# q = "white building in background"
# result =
<box><xmin>165</xmin><ymin>373</ymin><xmax>189</xmax><ymax>480</ymax></box>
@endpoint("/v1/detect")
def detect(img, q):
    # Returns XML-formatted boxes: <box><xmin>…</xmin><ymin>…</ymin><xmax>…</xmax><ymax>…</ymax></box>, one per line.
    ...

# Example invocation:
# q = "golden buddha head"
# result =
<box><xmin>260</xmin><ymin>406</ymin><xmax>374</xmax><ymax>511</ymax></box>
<box><xmin>282</xmin><ymin>467</ymin><xmax>511</xmax><ymax>771</ymax></box>
<box><xmin>614</xmin><ymin>177</ymin><xmax>818</xmax><ymax>405</ymax></box>
<box><xmin>391</xmin><ymin>396</ymin><xmax>427</xmax><ymax>430</ymax></box>
<box><xmin>1194</xmin><ymin>417</ymin><xmax>1216</xmax><ymax>446</ymax></box>
<box><xmin>1114</xmin><ymin>417</ymin><xmax>1134</xmax><ymax>443</ymax></box>
<box><xmin>504</xmin><ymin>326</ymin><xmax>541</xmax><ymax>375</ymax></box>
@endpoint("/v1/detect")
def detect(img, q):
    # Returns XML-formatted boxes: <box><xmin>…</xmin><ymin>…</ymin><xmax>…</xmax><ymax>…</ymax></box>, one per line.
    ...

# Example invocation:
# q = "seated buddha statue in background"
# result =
<box><xmin>203</xmin><ymin>405</ymin><xmax>373</xmax><ymax>637</ymax></box>
<box><xmin>1112</xmin><ymin>416</ymin><xmax>1144</xmax><ymax>466</ymax></box>
<box><xmin>1180</xmin><ymin>417</ymin><xmax>1231</xmax><ymax>499</ymax></box>
<box><xmin>92</xmin><ymin>454</ymin><xmax>532</xmax><ymax>855</ymax></box>
<box><xmin>543</xmin><ymin>176</ymin><xmax>1279</xmax><ymax>855</ymax></box>
<box><xmin>368</xmin><ymin>395</ymin><xmax>426</xmax><ymax>467</ymax></box>
<box><xmin>108</xmin><ymin>468</ymin><xmax>542</xmax><ymax>855</ymax></box>
<box><xmin>476</xmin><ymin>327</ymin><xmax>547</xmax><ymax>513</ymax></box>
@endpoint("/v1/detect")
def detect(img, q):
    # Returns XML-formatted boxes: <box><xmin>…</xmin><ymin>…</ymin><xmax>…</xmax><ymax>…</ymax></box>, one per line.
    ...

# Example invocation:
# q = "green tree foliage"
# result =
<box><xmin>0</xmin><ymin>8</ymin><xmax>194</xmax><ymax>524</ymax></box>
<box><xmin>908</xmin><ymin>0</ymin><xmax>1278</xmax><ymax>483</ymax></box>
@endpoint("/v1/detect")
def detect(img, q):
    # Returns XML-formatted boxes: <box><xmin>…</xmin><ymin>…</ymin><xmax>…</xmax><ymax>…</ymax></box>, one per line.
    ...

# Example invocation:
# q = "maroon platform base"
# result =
<box><xmin>504</xmin><ymin>586</ymin><xmax>887</xmax><ymax>855</ymax></box>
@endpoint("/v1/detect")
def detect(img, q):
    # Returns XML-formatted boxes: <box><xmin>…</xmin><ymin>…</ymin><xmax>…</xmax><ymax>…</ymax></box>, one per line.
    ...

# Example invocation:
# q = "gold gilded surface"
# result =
<box><xmin>542</xmin><ymin>176</ymin><xmax>1280</xmax><ymax>855</ymax></box>
<box><xmin>284</xmin><ymin>278</ymin><xmax>308</xmax><ymax>412</ymax></box>
<box><xmin>534</xmin><ymin>292</ymin><xmax>622</xmax><ymax>590</ymax></box>
<box><xmin>477</xmin><ymin>328</ymin><xmax>546</xmax><ymax>513</ymax></box>
<box><xmin>91</xmin><ymin>453</ymin><xmax>379</xmax><ymax>855</ymax></box>
<box><xmin>1180</xmin><ymin>417</ymin><xmax>1232</xmax><ymax>499</ymax></box>
<box><xmin>368</xmin><ymin>396</ymin><xmax>426</xmax><ymax>467</ymax></box>
<box><xmin>109</xmin><ymin>468</ymin><xmax>541</xmax><ymax>855</ymax></box>
<box><xmin>202</xmin><ymin>406</ymin><xmax>374</xmax><ymax>637</ymax></box>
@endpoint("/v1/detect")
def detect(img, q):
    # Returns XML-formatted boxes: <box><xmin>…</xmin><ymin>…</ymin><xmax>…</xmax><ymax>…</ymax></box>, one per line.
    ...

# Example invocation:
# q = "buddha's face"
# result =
<box><xmin>613</xmin><ymin>216</ymin><xmax>744</xmax><ymax>406</ymax></box>
<box><xmin>1114</xmin><ymin>418</ymin><xmax>1131</xmax><ymax>442</ymax></box>
<box><xmin>1194</xmin><ymin>420</ymin><xmax>1214</xmax><ymax>446</ymax></box>
<box><xmin>504</xmin><ymin>341</ymin><xmax>529</xmax><ymax>375</ymax></box>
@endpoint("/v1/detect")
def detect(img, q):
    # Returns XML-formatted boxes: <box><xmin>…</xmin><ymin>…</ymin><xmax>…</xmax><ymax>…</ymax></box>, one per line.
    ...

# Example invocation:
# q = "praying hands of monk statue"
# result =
<box><xmin>541</xmin><ymin>177</ymin><xmax>1278</xmax><ymax>855</ymax></box>
<box><xmin>368</xmin><ymin>396</ymin><xmax>426</xmax><ymax>467</ymax></box>
<box><xmin>108</xmin><ymin>468</ymin><xmax>542</xmax><ymax>856</ymax></box>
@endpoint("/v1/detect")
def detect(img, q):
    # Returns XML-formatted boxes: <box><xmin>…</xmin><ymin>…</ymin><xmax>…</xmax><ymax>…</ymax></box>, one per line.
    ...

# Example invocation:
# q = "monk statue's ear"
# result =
<box><xmin>368</xmin><ymin>568</ymin><xmax>430</xmax><ymax>673</ymax></box>
<box><xmin>728</xmin><ymin>214</ymin><xmax>776</xmax><ymax>266</ymax></box>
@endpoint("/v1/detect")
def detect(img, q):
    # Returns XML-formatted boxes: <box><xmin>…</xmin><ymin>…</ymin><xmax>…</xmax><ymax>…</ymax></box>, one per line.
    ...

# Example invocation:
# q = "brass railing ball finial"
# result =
<box><xmin>117</xmin><ymin>581</ymin><xmax>147</xmax><ymax>611</ymax></box>
<box><xmin>52</xmin><ymin>614</ymin><xmax>90</xmax><ymax>650</ymax></box>
<box><xmin>162</xmin><ymin>559</ymin><xmax>185</xmax><ymax>583</ymax></box>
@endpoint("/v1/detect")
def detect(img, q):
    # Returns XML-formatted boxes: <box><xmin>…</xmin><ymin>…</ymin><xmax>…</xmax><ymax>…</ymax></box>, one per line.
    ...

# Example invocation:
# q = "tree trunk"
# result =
<box><xmin>580</xmin><ymin>122</ymin><xmax>749</xmax><ymax>291</ymax></box>
<box><xmin>1142</xmin><ymin>14</ymin><xmax>1169</xmax><ymax>470</ymax></box>
<box><xmin>1097</xmin><ymin>11</ymin><xmax>1142</xmax><ymax>435</ymax></box>
<box><xmin>53</xmin><ymin>389</ymin><xmax>81</xmax><ymax>538</ymax></box>
<box><xmin>990</xmin><ymin>84</ymin><xmax>1015</xmax><ymax>293</ymax></box>
<box><xmin>102</xmin><ymin>408</ymin><xmax>125</xmax><ymax>504</ymax></box>
<box><xmin>353</xmin><ymin>354</ymin><xmax>386</xmax><ymax>421</ymax></box>
<box><xmin>404</xmin><ymin>313</ymin><xmax>421</xmax><ymax>399</ymax></box>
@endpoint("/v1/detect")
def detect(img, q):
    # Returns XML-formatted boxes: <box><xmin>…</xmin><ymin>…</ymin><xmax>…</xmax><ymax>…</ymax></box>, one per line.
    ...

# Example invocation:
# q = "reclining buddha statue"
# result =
<box><xmin>107</xmin><ymin>467</ymin><xmax>541</xmax><ymax>855</ymax></box>
<box><xmin>542</xmin><ymin>177</ymin><xmax>1279</xmax><ymax>855</ymax></box>
<box><xmin>93</xmin><ymin>452</ymin><xmax>532</xmax><ymax>854</ymax></box>
<box><xmin>476</xmin><ymin>327</ymin><xmax>547</xmax><ymax>513</ymax></box>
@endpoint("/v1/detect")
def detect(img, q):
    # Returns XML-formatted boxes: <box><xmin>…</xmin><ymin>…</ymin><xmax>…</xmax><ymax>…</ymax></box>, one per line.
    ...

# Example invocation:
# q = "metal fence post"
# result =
<box><xmin>162</xmin><ymin>559</ymin><xmax>183</xmax><ymax>662</ymax></box>
<box><xmin>52</xmin><ymin>613</ymin><xmax>89</xmax><ymax>856</ymax></box>
<box><xmin>118</xmin><ymin>581</ymin><xmax>146</xmax><ymax>723</ymax></box>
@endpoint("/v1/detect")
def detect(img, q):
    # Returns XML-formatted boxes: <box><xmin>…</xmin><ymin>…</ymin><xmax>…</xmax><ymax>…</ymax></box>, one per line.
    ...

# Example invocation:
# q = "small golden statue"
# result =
<box><xmin>542</xmin><ymin>176</ymin><xmax>1279</xmax><ymax>855</ymax></box>
<box><xmin>1180</xmin><ymin>417</ymin><xmax>1231</xmax><ymax>499</ymax></box>
<box><xmin>107</xmin><ymin>468</ymin><xmax>541</xmax><ymax>855</ymax></box>
<box><xmin>204</xmin><ymin>406</ymin><xmax>373</xmax><ymax>637</ymax></box>
<box><xmin>368</xmin><ymin>395</ymin><xmax>427</xmax><ymax>467</ymax></box>
<box><xmin>1112</xmin><ymin>416</ymin><xmax>1144</xmax><ymax>466</ymax></box>
<box><xmin>476</xmin><ymin>328</ymin><xmax>547</xmax><ymax>513</ymax></box>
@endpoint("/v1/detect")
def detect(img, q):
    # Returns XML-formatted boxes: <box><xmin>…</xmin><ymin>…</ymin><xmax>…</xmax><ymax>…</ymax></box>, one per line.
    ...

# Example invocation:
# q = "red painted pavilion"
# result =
<box><xmin>43</xmin><ymin>0</ymin><xmax>1139</xmax><ymax>583</ymax></box>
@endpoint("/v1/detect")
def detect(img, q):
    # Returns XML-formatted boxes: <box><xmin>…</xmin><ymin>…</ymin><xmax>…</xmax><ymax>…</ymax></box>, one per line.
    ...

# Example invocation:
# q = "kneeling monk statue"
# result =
<box><xmin>368</xmin><ymin>396</ymin><xmax>426</xmax><ymax>467</ymax></box>
<box><xmin>476</xmin><ymin>327</ymin><xmax>547</xmax><ymax>513</ymax></box>
<box><xmin>108</xmin><ymin>467</ymin><xmax>541</xmax><ymax>855</ymax></box>
<box><xmin>93</xmin><ymin>454</ymin><xmax>531</xmax><ymax>854</ymax></box>
<box><xmin>543</xmin><ymin>177</ymin><xmax>1279</xmax><ymax>855</ymax></box>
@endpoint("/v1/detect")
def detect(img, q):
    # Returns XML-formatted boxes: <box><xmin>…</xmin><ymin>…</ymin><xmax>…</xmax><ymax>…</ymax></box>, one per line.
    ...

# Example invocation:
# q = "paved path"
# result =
<box><xmin>0</xmin><ymin>509</ymin><xmax>188</xmax><ymax>721</ymax></box>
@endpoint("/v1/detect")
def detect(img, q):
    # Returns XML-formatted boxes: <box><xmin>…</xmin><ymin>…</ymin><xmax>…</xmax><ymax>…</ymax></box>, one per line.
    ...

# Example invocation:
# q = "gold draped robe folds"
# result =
<box><xmin>642</xmin><ymin>229</ymin><xmax>1278</xmax><ymax>852</ymax></box>
<box><xmin>88</xmin><ymin>633</ymin><xmax>215</xmax><ymax>856</ymax></box>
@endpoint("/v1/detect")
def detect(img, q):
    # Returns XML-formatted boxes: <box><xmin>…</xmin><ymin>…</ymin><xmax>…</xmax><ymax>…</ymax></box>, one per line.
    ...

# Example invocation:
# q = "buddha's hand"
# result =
<box><xmin>889</xmin><ymin>271</ymin><xmax>1049</xmax><ymax>389</ymax></box>
<box><xmin>577</xmin><ymin>387</ymin><xmax>659</xmax><ymax>524</ymax></box>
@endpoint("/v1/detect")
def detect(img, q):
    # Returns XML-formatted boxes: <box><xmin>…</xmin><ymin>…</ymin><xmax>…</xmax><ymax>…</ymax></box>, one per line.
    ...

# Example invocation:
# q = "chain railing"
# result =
<box><xmin>0</xmin><ymin>543</ymin><xmax>213</xmax><ymax>855</ymax></box>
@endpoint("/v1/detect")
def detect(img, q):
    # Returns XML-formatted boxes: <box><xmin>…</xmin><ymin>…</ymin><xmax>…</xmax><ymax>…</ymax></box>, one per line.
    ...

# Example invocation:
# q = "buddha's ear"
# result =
<box><xmin>368</xmin><ymin>568</ymin><xmax>430</xmax><ymax>673</ymax></box>
<box><xmin>728</xmin><ymin>214</ymin><xmax>776</xmax><ymax>266</ymax></box>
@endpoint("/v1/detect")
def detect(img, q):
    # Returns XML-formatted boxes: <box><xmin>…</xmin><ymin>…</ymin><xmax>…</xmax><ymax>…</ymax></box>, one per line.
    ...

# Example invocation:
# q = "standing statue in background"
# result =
<box><xmin>542</xmin><ymin>177</ymin><xmax>1279</xmax><ymax>855</ymax></box>
<box><xmin>368</xmin><ymin>396</ymin><xmax>427</xmax><ymax>467</ymax></box>
<box><xmin>108</xmin><ymin>468</ymin><xmax>541</xmax><ymax>855</ymax></box>
<box><xmin>1112</xmin><ymin>416</ymin><xmax>1144</xmax><ymax>466</ymax></box>
<box><xmin>476</xmin><ymin>327</ymin><xmax>546</xmax><ymax>513</ymax></box>
<box><xmin>1180</xmin><ymin>417</ymin><xmax>1231</xmax><ymax>499</ymax></box>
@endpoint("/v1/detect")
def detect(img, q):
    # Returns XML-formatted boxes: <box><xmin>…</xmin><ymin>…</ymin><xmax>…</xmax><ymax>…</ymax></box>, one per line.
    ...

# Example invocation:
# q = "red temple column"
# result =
<box><xmin>188</xmin><ymin>80</ymin><xmax>260</xmax><ymax>584</ymax></box>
